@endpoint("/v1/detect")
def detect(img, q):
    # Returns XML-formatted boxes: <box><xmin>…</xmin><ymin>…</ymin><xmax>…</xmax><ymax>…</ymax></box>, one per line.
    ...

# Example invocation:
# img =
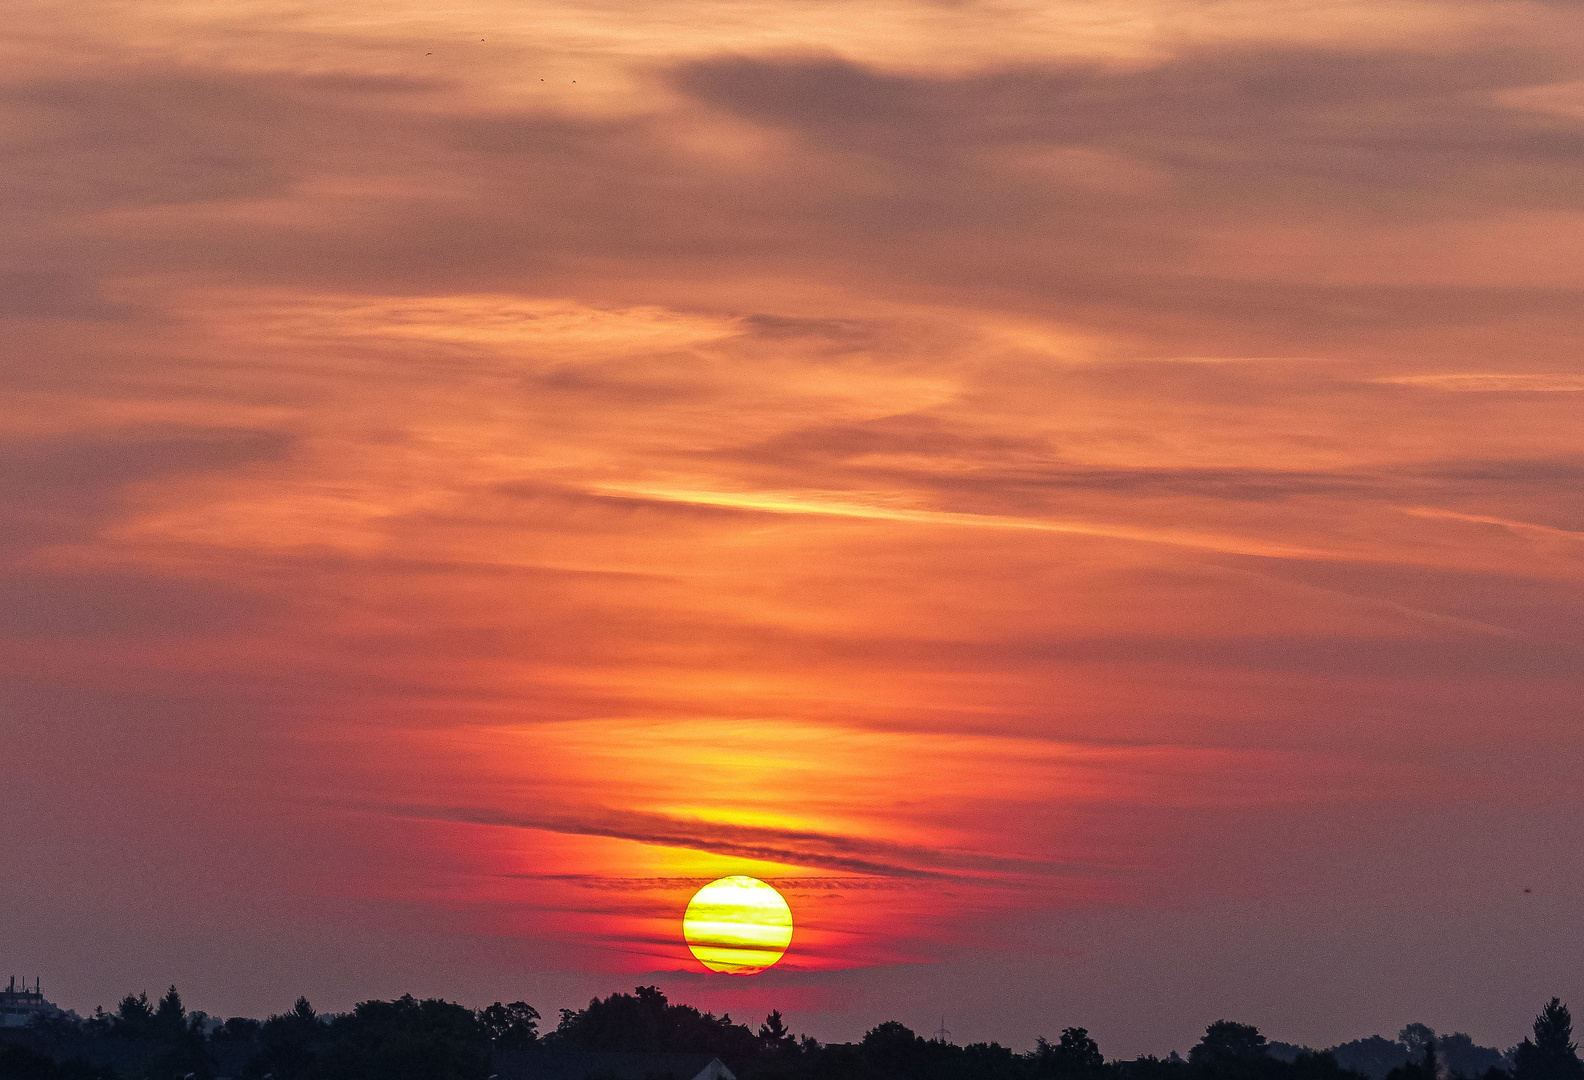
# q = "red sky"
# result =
<box><xmin>5</xmin><ymin>0</ymin><xmax>1584</xmax><ymax>1057</ymax></box>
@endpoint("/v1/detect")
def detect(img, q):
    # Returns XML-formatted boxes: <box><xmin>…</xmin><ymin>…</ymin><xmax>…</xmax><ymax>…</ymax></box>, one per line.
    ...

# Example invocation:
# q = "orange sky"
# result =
<box><xmin>4</xmin><ymin>0</ymin><xmax>1584</xmax><ymax>1057</ymax></box>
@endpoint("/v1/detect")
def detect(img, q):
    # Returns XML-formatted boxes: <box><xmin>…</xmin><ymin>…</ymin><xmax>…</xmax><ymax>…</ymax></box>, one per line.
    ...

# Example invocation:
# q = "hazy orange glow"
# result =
<box><xmin>5</xmin><ymin>0</ymin><xmax>1584</xmax><ymax>1056</ymax></box>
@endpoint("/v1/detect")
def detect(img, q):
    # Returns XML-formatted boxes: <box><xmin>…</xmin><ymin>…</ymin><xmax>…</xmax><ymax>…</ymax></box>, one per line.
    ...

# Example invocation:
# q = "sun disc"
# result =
<box><xmin>683</xmin><ymin>876</ymin><xmax>793</xmax><ymax>974</ymax></box>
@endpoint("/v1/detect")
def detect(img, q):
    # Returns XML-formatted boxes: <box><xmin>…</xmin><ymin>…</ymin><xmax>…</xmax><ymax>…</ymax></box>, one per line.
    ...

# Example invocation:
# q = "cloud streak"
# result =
<box><xmin>588</xmin><ymin>483</ymin><xmax>1340</xmax><ymax>560</ymax></box>
<box><xmin>373</xmin><ymin>802</ymin><xmax>1084</xmax><ymax>881</ymax></box>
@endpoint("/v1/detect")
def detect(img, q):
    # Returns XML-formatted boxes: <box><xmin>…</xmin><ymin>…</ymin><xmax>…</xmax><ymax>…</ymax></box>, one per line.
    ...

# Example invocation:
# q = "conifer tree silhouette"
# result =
<box><xmin>1515</xmin><ymin>1000</ymin><xmax>1584</xmax><ymax>1080</ymax></box>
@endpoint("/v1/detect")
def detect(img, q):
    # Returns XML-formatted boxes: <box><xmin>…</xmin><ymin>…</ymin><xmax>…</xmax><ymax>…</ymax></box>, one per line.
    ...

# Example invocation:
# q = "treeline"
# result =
<box><xmin>4</xmin><ymin>984</ymin><xmax>1582</xmax><ymax>1080</ymax></box>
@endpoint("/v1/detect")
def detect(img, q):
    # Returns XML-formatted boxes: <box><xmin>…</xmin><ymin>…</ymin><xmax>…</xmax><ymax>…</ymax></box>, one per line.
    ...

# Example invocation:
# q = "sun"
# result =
<box><xmin>683</xmin><ymin>876</ymin><xmax>794</xmax><ymax>974</ymax></box>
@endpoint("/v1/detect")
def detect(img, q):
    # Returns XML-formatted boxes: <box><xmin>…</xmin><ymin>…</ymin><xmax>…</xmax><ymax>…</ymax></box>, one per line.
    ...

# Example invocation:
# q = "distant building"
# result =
<box><xmin>1</xmin><ymin>977</ymin><xmax>59</xmax><ymax>1028</ymax></box>
<box><xmin>496</xmin><ymin>1052</ymin><xmax>736</xmax><ymax>1080</ymax></box>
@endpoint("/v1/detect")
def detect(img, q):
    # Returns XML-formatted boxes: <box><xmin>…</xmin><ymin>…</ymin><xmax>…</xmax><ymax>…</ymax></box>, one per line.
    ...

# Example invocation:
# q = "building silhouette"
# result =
<box><xmin>1</xmin><ymin>977</ymin><xmax>56</xmax><ymax>1028</ymax></box>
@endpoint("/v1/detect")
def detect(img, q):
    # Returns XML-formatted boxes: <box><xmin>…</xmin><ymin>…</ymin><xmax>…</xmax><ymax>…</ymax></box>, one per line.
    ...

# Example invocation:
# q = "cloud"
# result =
<box><xmin>585</xmin><ymin>481</ymin><xmax>1341</xmax><ymax>559</ymax></box>
<box><xmin>1422</xmin><ymin>456</ymin><xmax>1584</xmax><ymax>485</ymax></box>
<box><xmin>0</xmin><ymin>570</ymin><xmax>278</xmax><ymax>637</ymax></box>
<box><xmin>376</xmin><ymin>802</ymin><xmax>1085</xmax><ymax>880</ymax></box>
<box><xmin>6</xmin><ymin>38</ymin><xmax>1583</xmax><ymax>328</ymax></box>
<box><xmin>0</xmin><ymin>427</ymin><xmax>293</xmax><ymax>555</ymax></box>
<box><xmin>671</xmin><ymin>46</ymin><xmax>1584</xmax><ymax>217</ymax></box>
<box><xmin>500</xmin><ymin>874</ymin><xmax>918</xmax><ymax>892</ymax></box>
<box><xmin>725</xmin><ymin>414</ymin><xmax>1383</xmax><ymax>504</ymax></box>
<box><xmin>1402</xmin><ymin>505</ymin><xmax>1584</xmax><ymax>541</ymax></box>
<box><xmin>1378</xmin><ymin>373</ymin><xmax>1584</xmax><ymax>391</ymax></box>
<box><xmin>0</xmin><ymin>271</ymin><xmax>125</xmax><ymax>319</ymax></box>
<box><xmin>1</xmin><ymin>69</ymin><xmax>440</xmax><ymax>215</ymax></box>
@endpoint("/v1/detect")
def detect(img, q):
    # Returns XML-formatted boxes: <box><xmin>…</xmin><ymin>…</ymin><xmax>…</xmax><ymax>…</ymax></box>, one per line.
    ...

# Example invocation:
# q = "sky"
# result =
<box><xmin>4</xmin><ymin>0</ymin><xmax>1584</xmax><ymax>1058</ymax></box>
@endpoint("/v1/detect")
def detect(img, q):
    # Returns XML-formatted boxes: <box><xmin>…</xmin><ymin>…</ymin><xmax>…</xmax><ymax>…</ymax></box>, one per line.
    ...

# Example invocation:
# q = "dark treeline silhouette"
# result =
<box><xmin>3</xmin><ymin>985</ymin><xmax>1580</xmax><ymax>1080</ymax></box>
<box><xmin>1277</xmin><ymin>1025</ymin><xmax>1508</xmax><ymax>1080</ymax></box>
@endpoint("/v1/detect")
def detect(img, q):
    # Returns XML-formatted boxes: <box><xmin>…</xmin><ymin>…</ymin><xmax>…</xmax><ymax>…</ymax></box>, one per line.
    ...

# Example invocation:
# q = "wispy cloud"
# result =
<box><xmin>588</xmin><ymin>483</ymin><xmax>1339</xmax><ymax>560</ymax></box>
<box><xmin>371</xmin><ymin>802</ymin><xmax>1085</xmax><ymax>881</ymax></box>
<box><xmin>498</xmin><ymin>874</ymin><xmax>920</xmax><ymax>892</ymax></box>
<box><xmin>1403</xmin><ymin>506</ymin><xmax>1584</xmax><ymax>541</ymax></box>
<box><xmin>1378</xmin><ymin>374</ymin><xmax>1584</xmax><ymax>392</ymax></box>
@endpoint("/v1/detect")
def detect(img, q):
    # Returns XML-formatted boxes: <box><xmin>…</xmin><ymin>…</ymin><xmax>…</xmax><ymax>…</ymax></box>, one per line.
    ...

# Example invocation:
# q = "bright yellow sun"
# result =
<box><xmin>683</xmin><ymin>875</ymin><xmax>794</xmax><ymax>975</ymax></box>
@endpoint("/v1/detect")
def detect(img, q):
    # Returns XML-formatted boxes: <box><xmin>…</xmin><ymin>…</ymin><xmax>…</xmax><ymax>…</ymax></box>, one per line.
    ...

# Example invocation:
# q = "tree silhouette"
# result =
<box><xmin>1</xmin><ymin>1042</ymin><xmax>117</xmax><ymax>1080</ymax></box>
<box><xmin>1329</xmin><ymin>1035</ymin><xmax>1410</xmax><ymax>1079</ymax></box>
<box><xmin>546</xmin><ymin>986</ymin><xmax>758</xmax><ymax>1062</ymax></box>
<box><xmin>860</xmin><ymin>1022</ymin><xmax>927</xmax><ymax>1080</ymax></box>
<box><xmin>1433</xmin><ymin>1033</ymin><xmax>1504</xmax><ymax>1079</ymax></box>
<box><xmin>1515</xmin><ymin>1001</ymin><xmax>1584</xmax><ymax>1080</ymax></box>
<box><xmin>1037</xmin><ymin>1028</ymin><xmax>1106</xmax><ymax>1079</ymax></box>
<box><xmin>759</xmin><ymin>1011</ymin><xmax>796</xmax><ymax>1055</ymax></box>
<box><xmin>1116</xmin><ymin>1052</ymin><xmax>1193</xmax><ymax>1080</ymax></box>
<box><xmin>8</xmin><ymin>981</ymin><xmax>1535</xmax><ymax>1080</ymax></box>
<box><xmin>1400</xmin><ymin>1029</ymin><xmax>1435</xmax><ymax>1063</ymax></box>
<box><xmin>1192</xmin><ymin>1022</ymin><xmax>1270</xmax><ymax>1075</ymax></box>
<box><xmin>478</xmin><ymin>1002</ymin><xmax>540</xmax><ymax>1053</ymax></box>
<box><xmin>1385</xmin><ymin>1044</ymin><xmax>1434</xmax><ymax>1080</ymax></box>
<box><xmin>215</xmin><ymin>1017</ymin><xmax>262</xmax><ymax>1044</ymax></box>
<box><xmin>310</xmin><ymin>995</ymin><xmax>489</xmax><ymax>1080</ymax></box>
<box><xmin>250</xmin><ymin>998</ymin><xmax>321</xmax><ymax>1080</ymax></box>
<box><xmin>153</xmin><ymin>987</ymin><xmax>186</xmax><ymax>1041</ymax></box>
<box><xmin>1288</xmin><ymin>1050</ymin><xmax>1359</xmax><ymax>1080</ymax></box>
<box><xmin>114</xmin><ymin>993</ymin><xmax>153</xmax><ymax>1039</ymax></box>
